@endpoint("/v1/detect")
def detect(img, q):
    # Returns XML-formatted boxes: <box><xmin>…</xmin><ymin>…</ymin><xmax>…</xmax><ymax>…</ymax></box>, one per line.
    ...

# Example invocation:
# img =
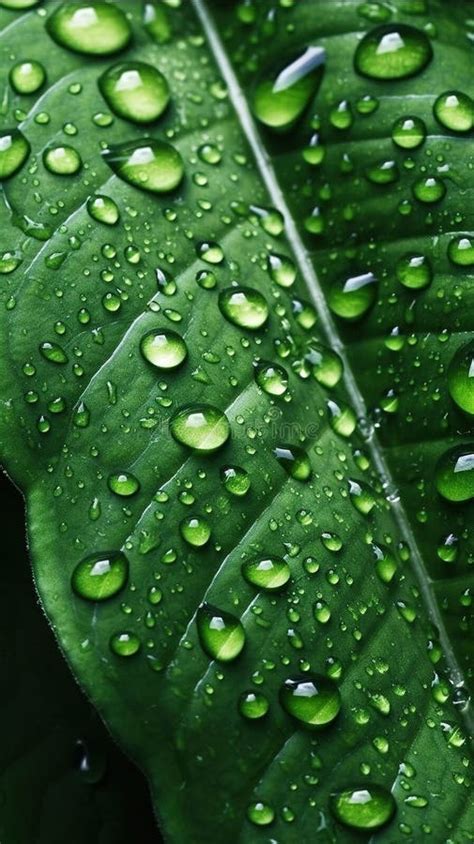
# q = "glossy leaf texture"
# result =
<box><xmin>0</xmin><ymin>1</ymin><xmax>472</xmax><ymax>842</ymax></box>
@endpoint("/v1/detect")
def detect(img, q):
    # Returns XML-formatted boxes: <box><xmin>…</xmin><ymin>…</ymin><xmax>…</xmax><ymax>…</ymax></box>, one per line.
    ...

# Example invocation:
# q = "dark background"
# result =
<box><xmin>1</xmin><ymin>471</ymin><xmax>160</xmax><ymax>843</ymax></box>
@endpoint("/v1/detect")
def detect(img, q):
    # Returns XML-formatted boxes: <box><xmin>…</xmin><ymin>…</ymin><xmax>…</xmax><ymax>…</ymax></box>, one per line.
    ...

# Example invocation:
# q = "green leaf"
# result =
<box><xmin>0</xmin><ymin>0</ymin><xmax>472</xmax><ymax>842</ymax></box>
<box><xmin>0</xmin><ymin>474</ymin><xmax>158</xmax><ymax>843</ymax></box>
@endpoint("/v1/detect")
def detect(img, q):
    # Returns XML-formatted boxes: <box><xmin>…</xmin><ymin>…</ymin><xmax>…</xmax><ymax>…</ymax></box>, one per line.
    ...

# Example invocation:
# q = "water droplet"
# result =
<box><xmin>99</xmin><ymin>61</ymin><xmax>170</xmax><ymax>123</ymax></box>
<box><xmin>274</xmin><ymin>445</ymin><xmax>311</xmax><ymax>481</ymax></box>
<box><xmin>392</xmin><ymin>115</ymin><xmax>426</xmax><ymax>149</ymax></box>
<box><xmin>412</xmin><ymin>175</ymin><xmax>445</xmax><ymax>204</ymax></box>
<box><xmin>305</xmin><ymin>342</ymin><xmax>343</xmax><ymax>388</ymax></box>
<box><xmin>44</xmin><ymin>145</ymin><xmax>82</xmax><ymax>176</ymax></box>
<box><xmin>0</xmin><ymin>251</ymin><xmax>22</xmax><ymax>274</ymax></box>
<box><xmin>108</xmin><ymin>472</ymin><xmax>140</xmax><ymax>497</ymax></box>
<box><xmin>372</xmin><ymin>543</ymin><xmax>397</xmax><ymax>583</ymax></box>
<box><xmin>252</xmin><ymin>46</ymin><xmax>325</xmax><ymax>131</ymax></box>
<box><xmin>255</xmin><ymin>361</ymin><xmax>288</xmax><ymax>396</ymax></box>
<box><xmin>87</xmin><ymin>194</ymin><xmax>119</xmax><ymax>225</ymax></box>
<box><xmin>242</xmin><ymin>556</ymin><xmax>290</xmax><ymax>591</ymax></box>
<box><xmin>46</xmin><ymin>2</ymin><xmax>131</xmax><ymax>56</ymax></box>
<box><xmin>366</xmin><ymin>159</ymin><xmax>399</xmax><ymax>185</ymax></box>
<box><xmin>448</xmin><ymin>236</ymin><xmax>474</xmax><ymax>267</ymax></box>
<box><xmin>302</xmin><ymin>133</ymin><xmax>325</xmax><ymax>166</ymax></box>
<box><xmin>72</xmin><ymin>551</ymin><xmax>128</xmax><ymax>601</ymax></box>
<box><xmin>435</xmin><ymin>445</ymin><xmax>474</xmax><ymax>502</ymax></box>
<box><xmin>197</xmin><ymin>603</ymin><xmax>245</xmax><ymax>662</ymax></box>
<box><xmin>247</xmin><ymin>802</ymin><xmax>275</xmax><ymax>826</ymax></box>
<box><xmin>196</xmin><ymin>269</ymin><xmax>217</xmax><ymax>290</ymax></box>
<box><xmin>180</xmin><ymin>515</ymin><xmax>211</xmax><ymax>547</ymax></box>
<box><xmin>0</xmin><ymin>129</ymin><xmax>30</xmax><ymax>179</ymax></box>
<box><xmin>328</xmin><ymin>399</ymin><xmax>357</xmax><ymax>437</ymax></box>
<box><xmin>39</xmin><ymin>341</ymin><xmax>68</xmax><ymax>364</ymax></box>
<box><xmin>140</xmin><ymin>329</ymin><xmax>187</xmax><ymax>370</ymax></box>
<box><xmin>110</xmin><ymin>631</ymin><xmax>141</xmax><ymax>657</ymax></box>
<box><xmin>10</xmin><ymin>60</ymin><xmax>46</xmax><ymax>94</ymax></box>
<box><xmin>328</xmin><ymin>272</ymin><xmax>378</xmax><ymax>320</ymax></box>
<box><xmin>196</xmin><ymin>240</ymin><xmax>224</xmax><ymax>264</ymax></box>
<box><xmin>221</xmin><ymin>465</ymin><xmax>251</xmax><ymax>496</ymax></box>
<box><xmin>267</xmin><ymin>252</ymin><xmax>296</xmax><ymax>288</ymax></box>
<box><xmin>103</xmin><ymin>139</ymin><xmax>184</xmax><ymax>194</ymax></box>
<box><xmin>434</xmin><ymin>91</ymin><xmax>474</xmax><ymax>133</ymax></box>
<box><xmin>348</xmin><ymin>479</ymin><xmax>376</xmax><ymax>514</ymax></box>
<box><xmin>330</xmin><ymin>785</ymin><xmax>396</xmax><ymax>830</ymax></box>
<box><xmin>437</xmin><ymin>533</ymin><xmax>459</xmax><ymax>563</ymax></box>
<box><xmin>396</xmin><ymin>253</ymin><xmax>432</xmax><ymax>290</ymax></box>
<box><xmin>143</xmin><ymin>0</ymin><xmax>171</xmax><ymax>44</ymax></box>
<box><xmin>354</xmin><ymin>24</ymin><xmax>432</xmax><ymax>80</ymax></box>
<box><xmin>358</xmin><ymin>2</ymin><xmax>392</xmax><ymax>23</ymax></box>
<box><xmin>170</xmin><ymin>404</ymin><xmax>230</xmax><ymax>452</ymax></box>
<box><xmin>279</xmin><ymin>674</ymin><xmax>341</xmax><ymax>727</ymax></box>
<box><xmin>197</xmin><ymin>143</ymin><xmax>221</xmax><ymax>165</ymax></box>
<box><xmin>330</xmin><ymin>100</ymin><xmax>353</xmax><ymax>130</ymax></box>
<box><xmin>219</xmin><ymin>287</ymin><xmax>269</xmax><ymax>330</ymax></box>
<box><xmin>448</xmin><ymin>341</ymin><xmax>474</xmax><ymax>415</ymax></box>
<box><xmin>239</xmin><ymin>690</ymin><xmax>269</xmax><ymax>719</ymax></box>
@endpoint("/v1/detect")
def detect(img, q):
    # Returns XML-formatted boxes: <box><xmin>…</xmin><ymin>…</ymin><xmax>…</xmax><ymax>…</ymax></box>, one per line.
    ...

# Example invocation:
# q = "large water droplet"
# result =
<box><xmin>396</xmin><ymin>253</ymin><xmax>432</xmax><ymax>290</ymax></box>
<box><xmin>392</xmin><ymin>115</ymin><xmax>426</xmax><ymax>149</ymax></box>
<box><xmin>170</xmin><ymin>404</ymin><xmax>230</xmax><ymax>452</ymax></box>
<box><xmin>87</xmin><ymin>194</ymin><xmax>119</xmax><ymax>225</ymax></box>
<box><xmin>434</xmin><ymin>91</ymin><xmax>474</xmax><ymax>133</ymax></box>
<box><xmin>99</xmin><ymin>61</ymin><xmax>170</xmax><ymax>124</ymax></box>
<box><xmin>242</xmin><ymin>556</ymin><xmax>290</xmax><ymax>591</ymax></box>
<box><xmin>72</xmin><ymin>551</ymin><xmax>128</xmax><ymax>601</ymax></box>
<box><xmin>180</xmin><ymin>515</ymin><xmax>211</xmax><ymax>547</ymax></box>
<box><xmin>239</xmin><ymin>690</ymin><xmax>269</xmax><ymax>720</ymax></box>
<box><xmin>10</xmin><ymin>60</ymin><xmax>46</xmax><ymax>94</ymax></box>
<box><xmin>103</xmin><ymin>139</ymin><xmax>184</xmax><ymax>193</ymax></box>
<box><xmin>219</xmin><ymin>287</ymin><xmax>269</xmax><ymax>330</ymax></box>
<box><xmin>221</xmin><ymin>465</ymin><xmax>251</xmax><ymax>496</ymax></box>
<box><xmin>279</xmin><ymin>674</ymin><xmax>341</xmax><ymax>727</ymax></box>
<box><xmin>448</xmin><ymin>236</ymin><xmax>474</xmax><ymax>267</ymax></box>
<box><xmin>330</xmin><ymin>785</ymin><xmax>396</xmax><ymax>830</ymax></box>
<box><xmin>435</xmin><ymin>446</ymin><xmax>474</xmax><ymax>502</ymax></box>
<box><xmin>255</xmin><ymin>361</ymin><xmax>288</xmax><ymax>396</ymax></box>
<box><xmin>197</xmin><ymin>603</ymin><xmax>245</xmax><ymax>662</ymax></box>
<box><xmin>354</xmin><ymin>24</ymin><xmax>432</xmax><ymax>80</ymax></box>
<box><xmin>328</xmin><ymin>272</ymin><xmax>378</xmax><ymax>320</ymax></box>
<box><xmin>140</xmin><ymin>329</ymin><xmax>187</xmax><ymax>370</ymax></box>
<box><xmin>110</xmin><ymin>631</ymin><xmax>141</xmax><ymax>657</ymax></box>
<box><xmin>247</xmin><ymin>802</ymin><xmax>275</xmax><ymax>826</ymax></box>
<box><xmin>44</xmin><ymin>145</ymin><xmax>82</xmax><ymax>175</ymax></box>
<box><xmin>0</xmin><ymin>129</ymin><xmax>30</xmax><ymax>179</ymax></box>
<box><xmin>448</xmin><ymin>341</ymin><xmax>474</xmax><ymax>415</ymax></box>
<box><xmin>252</xmin><ymin>46</ymin><xmax>325</xmax><ymax>131</ymax></box>
<box><xmin>274</xmin><ymin>445</ymin><xmax>312</xmax><ymax>481</ymax></box>
<box><xmin>108</xmin><ymin>472</ymin><xmax>140</xmax><ymax>497</ymax></box>
<box><xmin>46</xmin><ymin>2</ymin><xmax>131</xmax><ymax>56</ymax></box>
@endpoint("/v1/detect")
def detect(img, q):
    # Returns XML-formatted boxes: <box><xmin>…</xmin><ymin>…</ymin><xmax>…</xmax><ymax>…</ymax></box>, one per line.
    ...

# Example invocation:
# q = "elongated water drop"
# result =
<box><xmin>140</xmin><ymin>329</ymin><xmax>187</xmax><ymax>370</ymax></box>
<box><xmin>10</xmin><ymin>60</ymin><xmax>46</xmax><ymax>94</ymax></box>
<box><xmin>39</xmin><ymin>341</ymin><xmax>68</xmax><ymax>364</ymax></box>
<box><xmin>354</xmin><ymin>24</ymin><xmax>432</xmax><ymax>80</ymax></box>
<box><xmin>329</xmin><ymin>272</ymin><xmax>378</xmax><ymax>320</ymax></box>
<box><xmin>170</xmin><ymin>404</ymin><xmax>230</xmax><ymax>452</ymax></box>
<box><xmin>99</xmin><ymin>61</ymin><xmax>170</xmax><ymax>124</ymax></box>
<box><xmin>448</xmin><ymin>341</ymin><xmax>474</xmax><ymax>415</ymax></box>
<box><xmin>252</xmin><ymin>46</ymin><xmax>325</xmax><ymax>131</ymax></box>
<box><xmin>242</xmin><ymin>556</ymin><xmax>290</xmax><ymax>591</ymax></box>
<box><xmin>46</xmin><ymin>2</ymin><xmax>131</xmax><ymax>55</ymax></box>
<box><xmin>219</xmin><ymin>287</ymin><xmax>269</xmax><ymax>330</ymax></box>
<box><xmin>279</xmin><ymin>675</ymin><xmax>341</xmax><ymax>727</ymax></box>
<box><xmin>330</xmin><ymin>785</ymin><xmax>396</xmax><ymax>831</ymax></box>
<box><xmin>435</xmin><ymin>446</ymin><xmax>474</xmax><ymax>502</ymax></box>
<box><xmin>305</xmin><ymin>342</ymin><xmax>343</xmax><ymax>388</ymax></box>
<box><xmin>143</xmin><ymin>0</ymin><xmax>171</xmax><ymax>44</ymax></box>
<box><xmin>0</xmin><ymin>129</ymin><xmax>30</xmax><ymax>179</ymax></box>
<box><xmin>72</xmin><ymin>551</ymin><xmax>128</xmax><ymax>601</ymax></box>
<box><xmin>103</xmin><ymin>139</ymin><xmax>184</xmax><ymax>193</ymax></box>
<box><xmin>197</xmin><ymin>603</ymin><xmax>245</xmax><ymax>662</ymax></box>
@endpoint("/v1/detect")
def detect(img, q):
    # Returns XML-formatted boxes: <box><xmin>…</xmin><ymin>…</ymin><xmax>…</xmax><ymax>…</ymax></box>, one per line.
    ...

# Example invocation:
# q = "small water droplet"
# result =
<box><xmin>396</xmin><ymin>253</ymin><xmax>432</xmax><ymax>290</ymax></box>
<box><xmin>448</xmin><ymin>341</ymin><xmax>474</xmax><ymax>415</ymax></box>
<box><xmin>10</xmin><ymin>60</ymin><xmax>46</xmax><ymax>94</ymax></box>
<box><xmin>221</xmin><ymin>465</ymin><xmax>251</xmax><ymax>496</ymax></box>
<box><xmin>328</xmin><ymin>272</ymin><xmax>378</xmax><ymax>320</ymax></box>
<box><xmin>330</xmin><ymin>785</ymin><xmax>396</xmax><ymax>831</ymax></box>
<box><xmin>108</xmin><ymin>472</ymin><xmax>140</xmax><ymax>497</ymax></box>
<box><xmin>392</xmin><ymin>115</ymin><xmax>426</xmax><ymax>149</ymax></box>
<box><xmin>110</xmin><ymin>631</ymin><xmax>141</xmax><ymax>657</ymax></box>
<box><xmin>242</xmin><ymin>556</ymin><xmax>290</xmax><ymax>591</ymax></box>
<box><xmin>0</xmin><ymin>129</ymin><xmax>30</xmax><ymax>179</ymax></box>
<box><xmin>103</xmin><ymin>139</ymin><xmax>184</xmax><ymax>193</ymax></box>
<box><xmin>274</xmin><ymin>445</ymin><xmax>311</xmax><ymax>481</ymax></box>
<box><xmin>140</xmin><ymin>329</ymin><xmax>187</xmax><ymax>370</ymax></box>
<box><xmin>435</xmin><ymin>445</ymin><xmax>474</xmax><ymax>502</ymax></box>
<box><xmin>434</xmin><ymin>91</ymin><xmax>474</xmax><ymax>133</ymax></box>
<box><xmin>255</xmin><ymin>361</ymin><xmax>288</xmax><ymax>396</ymax></box>
<box><xmin>170</xmin><ymin>404</ymin><xmax>230</xmax><ymax>452</ymax></box>
<box><xmin>44</xmin><ymin>145</ymin><xmax>82</xmax><ymax>175</ymax></box>
<box><xmin>180</xmin><ymin>515</ymin><xmax>211</xmax><ymax>547</ymax></box>
<box><xmin>238</xmin><ymin>690</ymin><xmax>269</xmax><ymax>720</ymax></box>
<box><xmin>219</xmin><ymin>287</ymin><xmax>269</xmax><ymax>330</ymax></box>
<box><xmin>87</xmin><ymin>194</ymin><xmax>120</xmax><ymax>225</ymax></box>
<box><xmin>279</xmin><ymin>674</ymin><xmax>341</xmax><ymax>727</ymax></box>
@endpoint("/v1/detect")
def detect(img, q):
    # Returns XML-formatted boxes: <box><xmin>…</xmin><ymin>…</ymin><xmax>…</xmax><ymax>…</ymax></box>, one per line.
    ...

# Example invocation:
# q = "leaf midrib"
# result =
<box><xmin>193</xmin><ymin>0</ymin><xmax>473</xmax><ymax>733</ymax></box>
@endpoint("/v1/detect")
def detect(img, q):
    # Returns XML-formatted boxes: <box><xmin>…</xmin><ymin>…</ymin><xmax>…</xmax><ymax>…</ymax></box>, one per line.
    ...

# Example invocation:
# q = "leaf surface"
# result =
<box><xmin>0</xmin><ymin>1</ymin><xmax>472</xmax><ymax>842</ymax></box>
